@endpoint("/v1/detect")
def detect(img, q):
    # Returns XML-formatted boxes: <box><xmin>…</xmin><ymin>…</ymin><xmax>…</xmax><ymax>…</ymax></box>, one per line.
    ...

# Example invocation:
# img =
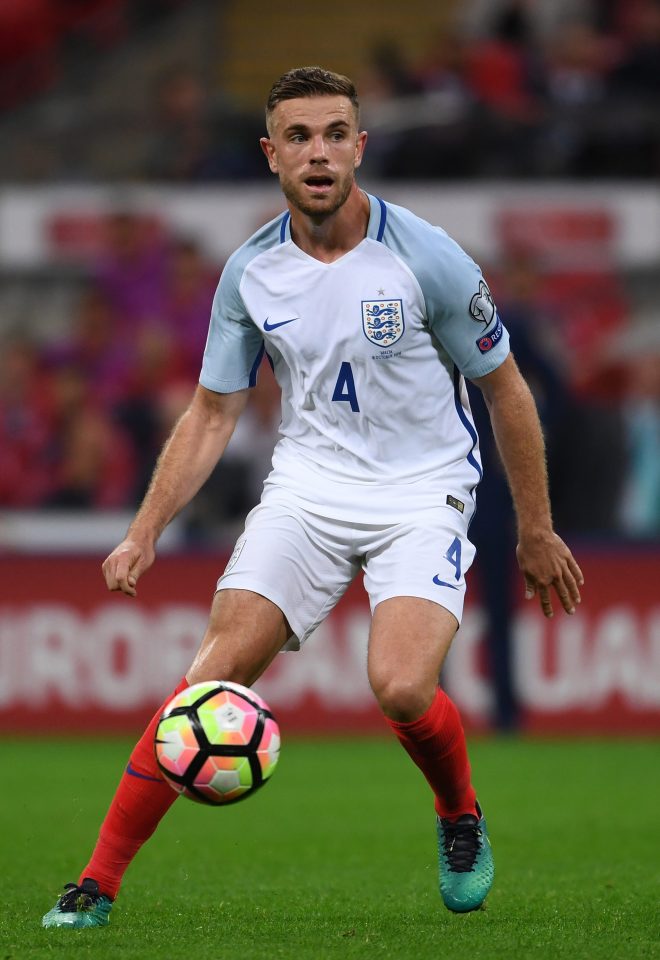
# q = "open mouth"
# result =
<box><xmin>304</xmin><ymin>176</ymin><xmax>334</xmax><ymax>191</ymax></box>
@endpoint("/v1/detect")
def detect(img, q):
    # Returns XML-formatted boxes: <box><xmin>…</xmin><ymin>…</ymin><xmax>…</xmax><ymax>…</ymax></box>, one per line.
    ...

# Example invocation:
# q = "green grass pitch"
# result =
<box><xmin>0</xmin><ymin>736</ymin><xmax>658</xmax><ymax>959</ymax></box>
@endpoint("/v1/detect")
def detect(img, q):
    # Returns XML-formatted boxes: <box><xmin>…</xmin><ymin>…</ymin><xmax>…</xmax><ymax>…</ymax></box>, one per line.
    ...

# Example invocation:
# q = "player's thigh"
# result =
<box><xmin>363</xmin><ymin>509</ymin><xmax>475</xmax><ymax>719</ymax></box>
<box><xmin>188</xmin><ymin>587</ymin><xmax>290</xmax><ymax>687</ymax></box>
<box><xmin>367</xmin><ymin>597</ymin><xmax>459</xmax><ymax>720</ymax></box>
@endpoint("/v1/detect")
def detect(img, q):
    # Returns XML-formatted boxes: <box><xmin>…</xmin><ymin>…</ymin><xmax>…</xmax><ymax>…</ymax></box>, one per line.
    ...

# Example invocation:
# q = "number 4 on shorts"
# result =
<box><xmin>445</xmin><ymin>536</ymin><xmax>462</xmax><ymax>581</ymax></box>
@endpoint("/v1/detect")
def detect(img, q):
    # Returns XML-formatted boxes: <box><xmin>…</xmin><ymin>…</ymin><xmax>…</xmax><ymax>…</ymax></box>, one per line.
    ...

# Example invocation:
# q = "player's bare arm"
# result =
<box><xmin>102</xmin><ymin>385</ymin><xmax>249</xmax><ymax>597</ymax></box>
<box><xmin>473</xmin><ymin>354</ymin><xmax>584</xmax><ymax>618</ymax></box>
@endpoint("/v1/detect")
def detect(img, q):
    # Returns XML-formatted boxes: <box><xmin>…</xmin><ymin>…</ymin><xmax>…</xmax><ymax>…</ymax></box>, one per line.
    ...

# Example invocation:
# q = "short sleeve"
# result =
<box><xmin>380</xmin><ymin>203</ymin><xmax>510</xmax><ymax>381</ymax></box>
<box><xmin>424</xmin><ymin>233</ymin><xmax>509</xmax><ymax>380</ymax></box>
<box><xmin>199</xmin><ymin>252</ymin><xmax>265</xmax><ymax>393</ymax></box>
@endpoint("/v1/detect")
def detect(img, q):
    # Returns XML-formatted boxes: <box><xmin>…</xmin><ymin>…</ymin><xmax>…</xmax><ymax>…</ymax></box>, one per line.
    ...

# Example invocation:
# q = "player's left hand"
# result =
<box><xmin>516</xmin><ymin>530</ymin><xmax>584</xmax><ymax>618</ymax></box>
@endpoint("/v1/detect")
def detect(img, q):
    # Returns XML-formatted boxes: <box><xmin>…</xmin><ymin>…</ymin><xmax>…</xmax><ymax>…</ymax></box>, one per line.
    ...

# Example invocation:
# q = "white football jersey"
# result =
<box><xmin>200</xmin><ymin>193</ymin><xmax>509</xmax><ymax>522</ymax></box>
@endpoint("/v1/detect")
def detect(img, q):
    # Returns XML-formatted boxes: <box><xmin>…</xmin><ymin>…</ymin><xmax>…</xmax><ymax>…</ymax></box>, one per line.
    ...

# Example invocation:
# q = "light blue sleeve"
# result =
<box><xmin>382</xmin><ymin>204</ymin><xmax>510</xmax><ymax>380</ymax></box>
<box><xmin>199</xmin><ymin>249</ymin><xmax>265</xmax><ymax>394</ymax></box>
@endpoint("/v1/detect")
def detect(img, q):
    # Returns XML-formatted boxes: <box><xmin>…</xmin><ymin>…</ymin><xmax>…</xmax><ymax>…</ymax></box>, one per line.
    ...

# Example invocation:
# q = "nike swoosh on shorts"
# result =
<box><xmin>432</xmin><ymin>576</ymin><xmax>460</xmax><ymax>590</ymax></box>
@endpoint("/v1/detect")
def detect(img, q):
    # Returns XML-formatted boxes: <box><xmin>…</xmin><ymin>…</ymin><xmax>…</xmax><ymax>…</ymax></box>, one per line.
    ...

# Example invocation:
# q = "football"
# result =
<box><xmin>154</xmin><ymin>680</ymin><xmax>280</xmax><ymax>805</ymax></box>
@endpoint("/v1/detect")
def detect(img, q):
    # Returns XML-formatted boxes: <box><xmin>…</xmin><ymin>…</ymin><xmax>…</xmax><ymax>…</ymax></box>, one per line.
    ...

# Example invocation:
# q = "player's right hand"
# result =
<box><xmin>101</xmin><ymin>536</ymin><xmax>155</xmax><ymax>597</ymax></box>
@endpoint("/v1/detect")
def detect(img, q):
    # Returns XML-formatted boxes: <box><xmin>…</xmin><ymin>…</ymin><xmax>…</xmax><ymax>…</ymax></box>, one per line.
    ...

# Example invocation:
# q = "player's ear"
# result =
<box><xmin>354</xmin><ymin>130</ymin><xmax>368</xmax><ymax>169</ymax></box>
<box><xmin>260</xmin><ymin>137</ymin><xmax>278</xmax><ymax>173</ymax></box>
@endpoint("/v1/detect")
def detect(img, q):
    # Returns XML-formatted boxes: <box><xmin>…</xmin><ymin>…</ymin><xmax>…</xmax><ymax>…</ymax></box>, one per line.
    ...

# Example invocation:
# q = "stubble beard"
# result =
<box><xmin>280</xmin><ymin>169</ymin><xmax>355</xmax><ymax>220</ymax></box>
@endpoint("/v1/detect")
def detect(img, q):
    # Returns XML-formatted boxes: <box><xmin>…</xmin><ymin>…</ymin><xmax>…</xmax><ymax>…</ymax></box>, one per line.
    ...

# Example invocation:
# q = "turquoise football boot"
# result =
<box><xmin>42</xmin><ymin>878</ymin><xmax>113</xmax><ymax>929</ymax></box>
<box><xmin>436</xmin><ymin>801</ymin><xmax>494</xmax><ymax>913</ymax></box>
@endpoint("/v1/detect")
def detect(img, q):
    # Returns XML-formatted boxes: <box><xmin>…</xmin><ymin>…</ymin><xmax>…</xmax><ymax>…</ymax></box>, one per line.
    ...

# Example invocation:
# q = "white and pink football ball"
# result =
<box><xmin>154</xmin><ymin>681</ymin><xmax>280</xmax><ymax>805</ymax></box>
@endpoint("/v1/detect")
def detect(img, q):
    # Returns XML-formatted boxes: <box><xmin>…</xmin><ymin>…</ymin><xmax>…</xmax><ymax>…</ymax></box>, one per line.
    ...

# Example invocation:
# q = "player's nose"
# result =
<box><xmin>308</xmin><ymin>134</ymin><xmax>328</xmax><ymax>162</ymax></box>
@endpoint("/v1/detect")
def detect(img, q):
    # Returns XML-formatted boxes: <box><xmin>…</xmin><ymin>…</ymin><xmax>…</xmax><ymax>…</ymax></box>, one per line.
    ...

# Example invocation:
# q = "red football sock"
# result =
<box><xmin>386</xmin><ymin>687</ymin><xmax>477</xmax><ymax>820</ymax></box>
<box><xmin>79</xmin><ymin>676</ymin><xmax>189</xmax><ymax>899</ymax></box>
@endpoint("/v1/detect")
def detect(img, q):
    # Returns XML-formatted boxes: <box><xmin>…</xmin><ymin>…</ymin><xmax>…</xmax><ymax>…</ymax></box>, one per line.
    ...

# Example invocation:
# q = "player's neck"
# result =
<box><xmin>289</xmin><ymin>185</ymin><xmax>369</xmax><ymax>263</ymax></box>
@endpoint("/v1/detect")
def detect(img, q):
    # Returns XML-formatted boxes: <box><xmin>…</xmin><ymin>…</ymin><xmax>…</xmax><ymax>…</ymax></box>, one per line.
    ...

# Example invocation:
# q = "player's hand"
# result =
<box><xmin>516</xmin><ymin>530</ymin><xmax>584</xmax><ymax>619</ymax></box>
<box><xmin>101</xmin><ymin>535</ymin><xmax>156</xmax><ymax>598</ymax></box>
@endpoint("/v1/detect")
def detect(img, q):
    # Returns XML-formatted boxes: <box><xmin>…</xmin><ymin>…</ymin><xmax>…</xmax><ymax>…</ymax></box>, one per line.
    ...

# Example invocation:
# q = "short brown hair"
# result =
<box><xmin>265</xmin><ymin>66</ymin><xmax>359</xmax><ymax>129</ymax></box>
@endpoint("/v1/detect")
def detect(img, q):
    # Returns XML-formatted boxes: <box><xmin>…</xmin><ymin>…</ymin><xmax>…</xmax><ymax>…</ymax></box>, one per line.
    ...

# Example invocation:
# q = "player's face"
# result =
<box><xmin>260</xmin><ymin>96</ymin><xmax>367</xmax><ymax>219</ymax></box>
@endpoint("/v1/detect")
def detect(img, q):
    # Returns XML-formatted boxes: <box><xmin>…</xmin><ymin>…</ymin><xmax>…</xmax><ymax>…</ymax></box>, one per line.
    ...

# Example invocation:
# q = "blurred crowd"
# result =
<box><xmin>1</xmin><ymin>0</ymin><xmax>660</xmax><ymax>180</ymax></box>
<box><xmin>0</xmin><ymin>0</ymin><xmax>658</xmax><ymax>543</ymax></box>
<box><xmin>358</xmin><ymin>0</ymin><xmax>660</xmax><ymax>179</ymax></box>
<box><xmin>0</xmin><ymin>209</ymin><xmax>658</xmax><ymax>541</ymax></box>
<box><xmin>0</xmin><ymin>213</ymin><xmax>280</xmax><ymax>534</ymax></box>
<box><xmin>0</xmin><ymin>0</ymin><xmax>185</xmax><ymax>111</ymax></box>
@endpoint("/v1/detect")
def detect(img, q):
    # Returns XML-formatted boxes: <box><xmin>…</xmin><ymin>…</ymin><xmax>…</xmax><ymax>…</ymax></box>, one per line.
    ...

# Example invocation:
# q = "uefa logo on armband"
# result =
<box><xmin>476</xmin><ymin>315</ymin><xmax>503</xmax><ymax>354</ymax></box>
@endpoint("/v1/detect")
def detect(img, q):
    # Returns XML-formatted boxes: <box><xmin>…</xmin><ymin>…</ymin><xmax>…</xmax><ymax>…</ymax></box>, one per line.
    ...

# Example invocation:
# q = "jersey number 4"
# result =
<box><xmin>331</xmin><ymin>362</ymin><xmax>360</xmax><ymax>413</ymax></box>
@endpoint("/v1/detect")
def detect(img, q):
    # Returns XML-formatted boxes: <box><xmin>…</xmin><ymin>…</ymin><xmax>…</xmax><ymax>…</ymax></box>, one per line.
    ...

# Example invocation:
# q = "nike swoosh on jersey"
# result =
<box><xmin>263</xmin><ymin>316</ymin><xmax>299</xmax><ymax>331</ymax></box>
<box><xmin>432</xmin><ymin>576</ymin><xmax>460</xmax><ymax>590</ymax></box>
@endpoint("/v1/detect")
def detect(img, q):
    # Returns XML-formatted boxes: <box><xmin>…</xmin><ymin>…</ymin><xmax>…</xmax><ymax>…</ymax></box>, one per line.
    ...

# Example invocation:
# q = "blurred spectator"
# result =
<box><xmin>408</xmin><ymin>29</ymin><xmax>479</xmax><ymax>178</ymax></box>
<box><xmin>41</xmin><ymin>365</ymin><xmax>135</xmax><ymax>508</ymax></box>
<box><xmin>0</xmin><ymin>0</ymin><xmax>58</xmax><ymax>111</ymax></box>
<box><xmin>355</xmin><ymin>40</ymin><xmax>420</xmax><ymax>179</ymax></box>
<box><xmin>463</xmin><ymin>0</ymin><xmax>594</xmax><ymax>40</ymax></box>
<box><xmin>595</xmin><ymin>0</ymin><xmax>660</xmax><ymax>176</ymax></box>
<box><xmin>355</xmin><ymin>0</ymin><xmax>660</xmax><ymax>181</ymax></box>
<box><xmin>143</xmin><ymin>64</ymin><xmax>264</xmax><ymax>181</ymax></box>
<box><xmin>545</xmin><ymin>22</ymin><xmax>608</xmax><ymax>106</ymax></box>
<box><xmin>0</xmin><ymin>220</ymin><xmax>228</xmax><ymax>513</ymax></box>
<box><xmin>538</xmin><ymin>22</ymin><xmax>611</xmax><ymax>175</ymax></box>
<box><xmin>541</xmin><ymin>268</ymin><xmax>628</xmax><ymax>396</ymax></box>
<box><xmin>94</xmin><ymin>211</ymin><xmax>170</xmax><ymax>330</ymax></box>
<box><xmin>466</xmin><ymin>1</ymin><xmax>539</xmax><ymax>117</ymax></box>
<box><xmin>55</xmin><ymin>0</ymin><xmax>127</xmax><ymax>88</ymax></box>
<box><xmin>490</xmin><ymin>254</ymin><xmax>567</xmax><ymax>421</ymax></box>
<box><xmin>361</xmin><ymin>40</ymin><xmax>421</xmax><ymax>100</ymax></box>
<box><xmin>113</xmin><ymin>324</ymin><xmax>186</xmax><ymax>503</ymax></box>
<box><xmin>360</xmin><ymin>35</ymin><xmax>479</xmax><ymax>179</ymax></box>
<box><xmin>609</xmin><ymin>0</ymin><xmax>660</xmax><ymax>100</ymax></box>
<box><xmin>415</xmin><ymin>27</ymin><xmax>472</xmax><ymax>102</ymax></box>
<box><xmin>43</xmin><ymin>284</ymin><xmax>130</xmax><ymax>408</ymax></box>
<box><xmin>144</xmin><ymin>65</ymin><xmax>219</xmax><ymax>181</ymax></box>
<box><xmin>464</xmin><ymin>1</ymin><xmax>544</xmax><ymax>176</ymax></box>
<box><xmin>619</xmin><ymin>350</ymin><xmax>660</xmax><ymax>537</ymax></box>
<box><xmin>104</xmin><ymin>232</ymin><xmax>219</xmax><ymax>502</ymax></box>
<box><xmin>0</xmin><ymin>339</ymin><xmax>51</xmax><ymax>506</ymax></box>
<box><xmin>489</xmin><ymin>252</ymin><xmax>627</xmax><ymax>533</ymax></box>
<box><xmin>164</xmin><ymin>238</ymin><xmax>219</xmax><ymax>378</ymax></box>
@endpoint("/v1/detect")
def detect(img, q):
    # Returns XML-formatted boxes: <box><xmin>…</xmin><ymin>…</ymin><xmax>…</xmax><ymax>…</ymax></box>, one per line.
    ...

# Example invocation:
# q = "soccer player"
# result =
<box><xmin>43</xmin><ymin>66</ymin><xmax>583</xmax><ymax>928</ymax></box>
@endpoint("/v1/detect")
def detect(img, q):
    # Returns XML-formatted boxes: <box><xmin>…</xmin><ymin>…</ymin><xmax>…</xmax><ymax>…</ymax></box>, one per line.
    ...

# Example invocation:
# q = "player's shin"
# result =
<box><xmin>385</xmin><ymin>686</ymin><xmax>477</xmax><ymax>819</ymax></box>
<box><xmin>78</xmin><ymin>676</ymin><xmax>189</xmax><ymax>899</ymax></box>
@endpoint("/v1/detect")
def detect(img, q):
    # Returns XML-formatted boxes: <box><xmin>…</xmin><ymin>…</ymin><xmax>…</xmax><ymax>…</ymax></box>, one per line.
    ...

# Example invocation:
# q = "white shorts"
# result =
<box><xmin>217</xmin><ymin>499</ymin><xmax>476</xmax><ymax>649</ymax></box>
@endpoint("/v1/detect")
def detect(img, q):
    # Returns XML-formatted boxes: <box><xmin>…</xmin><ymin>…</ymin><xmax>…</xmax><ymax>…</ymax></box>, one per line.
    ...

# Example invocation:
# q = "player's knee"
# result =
<box><xmin>370</xmin><ymin>673</ymin><xmax>433</xmax><ymax>723</ymax></box>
